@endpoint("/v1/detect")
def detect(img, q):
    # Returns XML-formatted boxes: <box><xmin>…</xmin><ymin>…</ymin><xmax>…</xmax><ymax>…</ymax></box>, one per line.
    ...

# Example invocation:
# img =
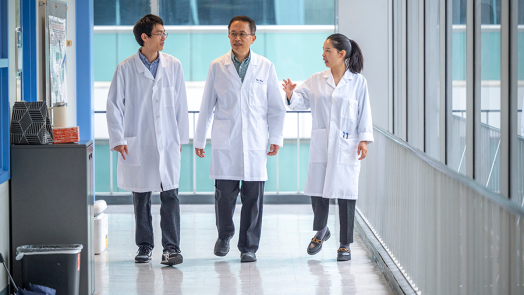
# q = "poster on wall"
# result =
<box><xmin>49</xmin><ymin>16</ymin><xmax>67</xmax><ymax>105</ymax></box>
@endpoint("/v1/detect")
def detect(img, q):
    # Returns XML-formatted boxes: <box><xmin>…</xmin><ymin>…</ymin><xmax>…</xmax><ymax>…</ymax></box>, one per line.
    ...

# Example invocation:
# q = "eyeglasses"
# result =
<box><xmin>150</xmin><ymin>32</ymin><xmax>168</xmax><ymax>40</ymax></box>
<box><xmin>229</xmin><ymin>32</ymin><xmax>254</xmax><ymax>38</ymax></box>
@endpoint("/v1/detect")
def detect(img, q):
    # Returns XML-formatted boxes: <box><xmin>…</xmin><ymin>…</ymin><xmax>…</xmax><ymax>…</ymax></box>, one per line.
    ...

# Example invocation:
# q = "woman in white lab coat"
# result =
<box><xmin>283</xmin><ymin>34</ymin><xmax>373</xmax><ymax>261</ymax></box>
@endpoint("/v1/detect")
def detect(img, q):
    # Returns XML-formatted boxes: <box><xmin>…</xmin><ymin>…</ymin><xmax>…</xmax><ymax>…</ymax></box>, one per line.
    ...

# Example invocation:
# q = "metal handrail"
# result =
<box><xmin>95</xmin><ymin>110</ymin><xmax>311</xmax><ymax>194</ymax></box>
<box><xmin>374</xmin><ymin>125</ymin><xmax>524</xmax><ymax>217</ymax></box>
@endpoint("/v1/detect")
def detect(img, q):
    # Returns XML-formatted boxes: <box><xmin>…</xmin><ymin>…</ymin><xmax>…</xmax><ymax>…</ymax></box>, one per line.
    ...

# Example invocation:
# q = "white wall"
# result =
<box><xmin>338</xmin><ymin>0</ymin><xmax>390</xmax><ymax>130</ymax></box>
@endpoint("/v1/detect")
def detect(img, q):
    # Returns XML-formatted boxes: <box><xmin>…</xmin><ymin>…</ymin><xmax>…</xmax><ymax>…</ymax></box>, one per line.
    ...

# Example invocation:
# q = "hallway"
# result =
<box><xmin>94</xmin><ymin>204</ymin><xmax>393</xmax><ymax>295</ymax></box>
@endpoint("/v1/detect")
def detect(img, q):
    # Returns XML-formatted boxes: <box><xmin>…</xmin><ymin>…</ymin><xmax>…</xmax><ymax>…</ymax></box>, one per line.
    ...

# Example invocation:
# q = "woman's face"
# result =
<box><xmin>322</xmin><ymin>39</ymin><xmax>345</xmax><ymax>69</ymax></box>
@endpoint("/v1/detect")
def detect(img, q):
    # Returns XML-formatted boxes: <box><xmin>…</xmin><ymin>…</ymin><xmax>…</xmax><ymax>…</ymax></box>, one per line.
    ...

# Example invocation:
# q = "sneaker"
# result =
<box><xmin>161</xmin><ymin>248</ymin><xmax>183</xmax><ymax>266</ymax></box>
<box><xmin>135</xmin><ymin>245</ymin><xmax>153</xmax><ymax>263</ymax></box>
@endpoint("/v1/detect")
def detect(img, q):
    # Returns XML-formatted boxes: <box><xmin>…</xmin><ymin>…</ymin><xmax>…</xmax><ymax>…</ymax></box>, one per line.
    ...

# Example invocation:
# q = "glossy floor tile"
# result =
<box><xmin>95</xmin><ymin>204</ymin><xmax>393</xmax><ymax>295</ymax></box>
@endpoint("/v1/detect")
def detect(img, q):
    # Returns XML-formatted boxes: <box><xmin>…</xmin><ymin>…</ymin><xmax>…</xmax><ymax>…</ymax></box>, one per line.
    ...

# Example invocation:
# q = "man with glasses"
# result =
<box><xmin>194</xmin><ymin>15</ymin><xmax>286</xmax><ymax>263</ymax></box>
<box><xmin>106</xmin><ymin>14</ymin><xmax>189</xmax><ymax>266</ymax></box>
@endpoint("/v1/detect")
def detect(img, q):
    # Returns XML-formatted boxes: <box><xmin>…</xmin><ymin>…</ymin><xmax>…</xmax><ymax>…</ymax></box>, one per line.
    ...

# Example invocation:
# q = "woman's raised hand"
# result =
<box><xmin>282</xmin><ymin>79</ymin><xmax>297</xmax><ymax>101</ymax></box>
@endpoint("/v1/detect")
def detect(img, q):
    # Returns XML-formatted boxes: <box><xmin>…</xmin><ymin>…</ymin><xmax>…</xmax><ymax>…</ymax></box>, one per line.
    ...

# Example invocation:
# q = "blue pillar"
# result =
<box><xmin>21</xmin><ymin>0</ymin><xmax>37</xmax><ymax>102</ymax></box>
<box><xmin>0</xmin><ymin>0</ymin><xmax>10</xmax><ymax>184</ymax></box>
<box><xmin>76</xmin><ymin>0</ymin><xmax>94</xmax><ymax>141</ymax></box>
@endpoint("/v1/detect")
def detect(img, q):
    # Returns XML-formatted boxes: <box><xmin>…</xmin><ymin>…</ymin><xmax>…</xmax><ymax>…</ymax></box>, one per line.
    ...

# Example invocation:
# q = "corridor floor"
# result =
<box><xmin>94</xmin><ymin>204</ymin><xmax>393</xmax><ymax>295</ymax></box>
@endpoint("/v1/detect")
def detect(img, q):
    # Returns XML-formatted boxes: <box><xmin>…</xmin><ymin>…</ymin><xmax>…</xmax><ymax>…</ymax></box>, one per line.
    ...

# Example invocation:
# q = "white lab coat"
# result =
<box><xmin>106</xmin><ymin>51</ymin><xmax>189</xmax><ymax>192</ymax></box>
<box><xmin>288</xmin><ymin>69</ymin><xmax>374</xmax><ymax>199</ymax></box>
<box><xmin>194</xmin><ymin>51</ymin><xmax>286</xmax><ymax>181</ymax></box>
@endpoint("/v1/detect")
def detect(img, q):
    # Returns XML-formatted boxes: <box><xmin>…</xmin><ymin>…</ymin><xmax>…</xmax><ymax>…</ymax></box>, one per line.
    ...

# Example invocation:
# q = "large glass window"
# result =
<box><xmin>93</xmin><ymin>0</ymin><xmax>334</xmax><ymax>194</ymax></box>
<box><xmin>478</xmin><ymin>0</ymin><xmax>501</xmax><ymax>192</ymax></box>
<box><xmin>94</xmin><ymin>0</ymin><xmax>151</xmax><ymax>25</ymax></box>
<box><xmin>425</xmin><ymin>0</ymin><xmax>440</xmax><ymax>159</ymax></box>
<box><xmin>159</xmin><ymin>0</ymin><xmax>334</xmax><ymax>25</ymax></box>
<box><xmin>448</xmin><ymin>0</ymin><xmax>467</xmax><ymax>175</ymax></box>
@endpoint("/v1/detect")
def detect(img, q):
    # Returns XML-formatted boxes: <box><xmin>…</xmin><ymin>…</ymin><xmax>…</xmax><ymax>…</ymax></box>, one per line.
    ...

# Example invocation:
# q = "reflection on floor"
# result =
<box><xmin>95</xmin><ymin>204</ymin><xmax>393</xmax><ymax>295</ymax></box>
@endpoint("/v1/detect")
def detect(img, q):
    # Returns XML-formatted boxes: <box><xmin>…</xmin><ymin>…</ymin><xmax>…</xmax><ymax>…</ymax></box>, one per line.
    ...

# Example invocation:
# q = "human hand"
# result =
<box><xmin>114</xmin><ymin>145</ymin><xmax>128</xmax><ymax>160</ymax></box>
<box><xmin>282</xmin><ymin>79</ymin><xmax>297</xmax><ymax>101</ymax></box>
<box><xmin>180</xmin><ymin>145</ymin><xmax>182</xmax><ymax>152</ymax></box>
<box><xmin>195</xmin><ymin>148</ymin><xmax>205</xmax><ymax>158</ymax></box>
<box><xmin>267</xmin><ymin>144</ymin><xmax>280</xmax><ymax>156</ymax></box>
<box><xmin>358</xmin><ymin>141</ymin><xmax>368</xmax><ymax>160</ymax></box>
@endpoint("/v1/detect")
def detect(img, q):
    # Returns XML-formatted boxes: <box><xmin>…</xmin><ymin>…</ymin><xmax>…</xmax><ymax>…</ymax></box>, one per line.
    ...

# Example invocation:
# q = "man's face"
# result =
<box><xmin>228</xmin><ymin>21</ymin><xmax>256</xmax><ymax>54</ymax></box>
<box><xmin>142</xmin><ymin>24</ymin><xmax>166</xmax><ymax>52</ymax></box>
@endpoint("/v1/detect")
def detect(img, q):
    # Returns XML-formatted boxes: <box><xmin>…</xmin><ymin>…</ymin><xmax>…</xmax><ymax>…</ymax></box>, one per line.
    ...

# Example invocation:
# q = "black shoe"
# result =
<box><xmin>135</xmin><ymin>245</ymin><xmax>153</xmax><ymax>263</ymax></box>
<box><xmin>240</xmin><ymin>252</ymin><xmax>257</xmax><ymax>263</ymax></box>
<box><xmin>307</xmin><ymin>228</ymin><xmax>331</xmax><ymax>255</ymax></box>
<box><xmin>214</xmin><ymin>237</ymin><xmax>231</xmax><ymax>257</ymax></box>
<box><xmin>161</xmin><ymin>248</ymin><xmax>183</xmax><ymax>266</ymax></box>
<box><xmin>337</xmin><ymin>247</ymin><xmax>351</xmax><ymax>261</ymax></box>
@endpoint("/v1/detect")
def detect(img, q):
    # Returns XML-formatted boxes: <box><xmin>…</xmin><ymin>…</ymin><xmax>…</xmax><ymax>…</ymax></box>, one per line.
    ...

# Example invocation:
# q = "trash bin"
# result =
<box><xmin>16</xmin><ymin>244</ymin><xmax>83</xmax><ymax>295</ymax></box>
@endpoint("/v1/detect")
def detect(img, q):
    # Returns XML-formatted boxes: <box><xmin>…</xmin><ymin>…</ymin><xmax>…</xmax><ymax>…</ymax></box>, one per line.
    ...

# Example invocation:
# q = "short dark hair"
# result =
<box><xmin>133</xmin><ymin>14</ymin><xmax>164</xmax><ymax>47</ymax></box>
<box><xmin>228</xmin><ymin>15</ymin><xmax>256</xmax><ymax>35</ymax></box>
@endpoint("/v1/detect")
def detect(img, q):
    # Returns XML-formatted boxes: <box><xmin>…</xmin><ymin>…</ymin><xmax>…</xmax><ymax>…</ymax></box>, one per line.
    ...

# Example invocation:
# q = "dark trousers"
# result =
<box><xmin>133</xmin><ymin>189</ymin><xmax>181</xmax><ymax>251</ymax></box>
<box><xmin>215</xmin><ymin>180</ymin><xmax>265</xmax><ymax>253</ymax></box>
<box><xmin>311</xmin><ymin>196</ymin><xmax>356</xmax><ymax>245</ymax></box>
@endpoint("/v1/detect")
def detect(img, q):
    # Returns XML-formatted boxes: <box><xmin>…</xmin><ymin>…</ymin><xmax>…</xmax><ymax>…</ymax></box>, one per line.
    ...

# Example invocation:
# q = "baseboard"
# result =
<box><xmin>354</xmin><ymin>211</ymin><xmax>417</xmax><ymax>295</ymax></box>
<box><xmin>95</xmin><ymin>193</ymin><xmax>336</xmax><ymax>205</ymax></box>
<box><xmin>0</xmin><ymin>285</ymin><xmax>8</xmax><ymax>295</ymax></box>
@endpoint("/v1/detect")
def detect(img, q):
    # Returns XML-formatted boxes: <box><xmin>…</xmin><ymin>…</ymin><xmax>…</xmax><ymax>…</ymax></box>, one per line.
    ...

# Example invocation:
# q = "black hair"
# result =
<box><xmin>133</xmin><ymin>14</ymin><xmax>164</xmax><ymax>47</ymax></box>
<box><xmin>228</xmin><ymin>15</ymin><xmax>256</xmax><ymax>35</ymax></box>
<box><xmin>326</xmin><ymin>34</ymin><xmax>364</xmax><ymax>74</ymax></box>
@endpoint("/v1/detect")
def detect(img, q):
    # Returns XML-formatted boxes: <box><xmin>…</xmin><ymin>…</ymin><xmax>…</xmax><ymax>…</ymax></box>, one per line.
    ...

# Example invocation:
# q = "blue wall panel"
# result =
<box><xmin>21</xmin><ymin>0</ymin><xmax>37</xmax><ymax>102</ymax></box>
<box><xmin>76</xmin><ymin>0</ymin><xmax>94</xmax><ymax>141</ymax></box>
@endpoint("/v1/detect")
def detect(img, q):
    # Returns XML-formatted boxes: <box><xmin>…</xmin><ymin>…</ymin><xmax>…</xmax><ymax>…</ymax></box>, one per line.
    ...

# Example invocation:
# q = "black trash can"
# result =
<box><xmin>16</xmin><ymin>244</ymin><xmax>83</xmax><ymax>295</ymax></box>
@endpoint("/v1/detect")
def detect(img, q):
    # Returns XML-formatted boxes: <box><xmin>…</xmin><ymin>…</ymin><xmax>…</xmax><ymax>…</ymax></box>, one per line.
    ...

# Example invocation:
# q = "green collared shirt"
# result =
<box><xmin>231</xmin><ymin>50</ymin><xmax>251</xmax><ymax>83</ymax></box>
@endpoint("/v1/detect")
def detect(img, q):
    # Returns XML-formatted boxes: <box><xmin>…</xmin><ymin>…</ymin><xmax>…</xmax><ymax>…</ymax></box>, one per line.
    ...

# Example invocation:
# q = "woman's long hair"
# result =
<box><xmin>326</xmin><ymin>34</ymin><xmax>364</xmax><ymax>74</ymax></box>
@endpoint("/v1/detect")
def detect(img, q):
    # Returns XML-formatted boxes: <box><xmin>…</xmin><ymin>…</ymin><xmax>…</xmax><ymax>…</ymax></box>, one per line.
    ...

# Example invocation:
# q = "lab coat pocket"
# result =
<box><xmin>341</xmin><ymin>99</ymin><xmax>358</xmax><ymax>120</ymax></box>
<box><xmin>309</xmin><ymin>129</ymin><xmax>328</xmax><ymax>163</ymax></box>
<box><xmin>162</xmin><ymin>87</ymin><xmax>175</xmax><ymax>107</ymax></box>
<box><xmin>119</xmin><ymin>137</ymin><xmax>141</xmax><ymax>166</ymax></box>
<box><xmin>250</xmin><ymin>83</ymin><xmax>268</xmax><ymax>106</ymax></box>
<box><xmin>338</xmin><ymin>138</ymin><xmax>359</xmax><ymax>166</ymax></box>
<box><xmin>211</xmin><ymin>119</ymin><xmax>230</xmax><ymax>149</ymax></box>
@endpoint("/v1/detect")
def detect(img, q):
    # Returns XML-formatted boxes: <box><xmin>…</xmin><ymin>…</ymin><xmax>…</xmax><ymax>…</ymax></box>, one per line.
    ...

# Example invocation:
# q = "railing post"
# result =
<box><xmin>297</xmin><ymin>112</ymin><xmax>300</xmax><ymax>193</ymax></box>
<box><xmin>110</xmin><ymin>150</ymin><xmax>113</xmax><ymax>195</ymax></box>
<box><xmin>193</xmin><ymin>112</ymin><xmax>196</xmax><ymax>194</ymax></box>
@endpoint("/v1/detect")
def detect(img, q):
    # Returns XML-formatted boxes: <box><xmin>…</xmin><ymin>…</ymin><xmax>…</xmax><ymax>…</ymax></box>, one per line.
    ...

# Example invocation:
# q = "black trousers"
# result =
<box><xmin>311</xmin><ymin>196</ymin><xmax>356</xmax><ymax>245</ymax></box>
<box><xmin>133</xmin><ymin>189</ymin><xmax>181</xmax><ymax>251</ymax></box>
<box><xmin>215</xmin><ymin>180</ymin><xmax>265</xmax><ymax>253</ymax></box>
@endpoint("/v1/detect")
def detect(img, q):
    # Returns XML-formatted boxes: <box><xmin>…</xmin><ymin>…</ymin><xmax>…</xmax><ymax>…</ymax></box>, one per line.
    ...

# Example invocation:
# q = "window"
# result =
<box><xmin>94</xmin><ymin>0</ymin><xmax>151</xmax><ymax>25</ymax></box>
<box><xmin>407</xmin><ymin>1</ymin><xmax>423</xmax><ymax>150</ymax></box>
<box><xmin>448</xmin><ymin>0</ymin><xmax>467</xmax><ymax>175</ymax></box>
<box><xmin>0</xmin><ymin>0</ymin><xmax>10</xmax><ymax>184</ymax></box>
<box><xmin>425</xmin><ymin>0</ymin><xmax>441</xmax><ymax>159</ymax></box>
<box><xmin>515</xmin><ymin>0</ymin><xmax>524</xmax><ymax>204</ymax></box>
<box><xmin>477</xmin><ymin>0</ymin><xmax>501</xmax><ymax>192</ymax></box>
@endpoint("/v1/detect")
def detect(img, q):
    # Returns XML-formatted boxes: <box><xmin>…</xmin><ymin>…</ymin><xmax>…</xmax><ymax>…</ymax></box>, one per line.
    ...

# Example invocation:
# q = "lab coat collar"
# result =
<box><xmin>323</xmin><ymin>68</ymin><xmax>354</xmax><ymax>88</ymax></box>
<box><xmin>225</xmin><ymin>50</ymin><xmax>259</xmax><ymax>84</ymax></box>
<box><xmin>133</xmin><ymin>50</ymin><xmax>164</xmax><ymax>81</ymax></box>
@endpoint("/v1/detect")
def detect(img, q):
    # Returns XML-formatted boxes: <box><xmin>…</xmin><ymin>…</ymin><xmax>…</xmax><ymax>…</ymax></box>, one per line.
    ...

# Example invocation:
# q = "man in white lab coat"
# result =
<box><xmin>194</xmin><ymin>15</ymin><xmax>286</xmax><ymax>263</ymax></box>
<box><xmin>106</xmin><ymin>14</ymin><xmax>189</xmax><ymax>266</ymax></box>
